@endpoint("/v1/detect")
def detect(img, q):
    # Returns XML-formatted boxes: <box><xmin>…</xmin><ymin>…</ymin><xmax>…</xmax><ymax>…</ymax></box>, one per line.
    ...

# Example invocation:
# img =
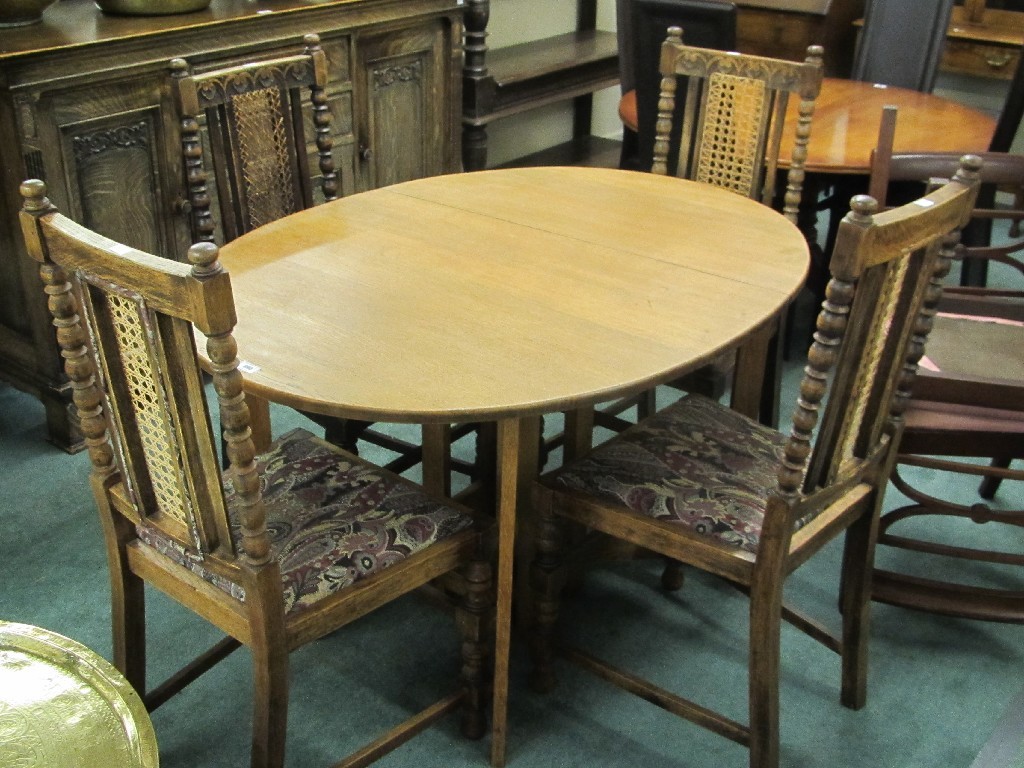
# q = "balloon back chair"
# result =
<box><xmin>529</xmin><ymin>157</ymin><xmax>981</xmax><ymax>768</ymax></box>
<box><xmin>866</xmin><ymin>142</ymin><xmax>1024</xmax><ymax>622</ymax></box>
<box><xmin>19</xmin><ymin>179</ymin><xmax>494</xmax><ymax>768</ymax></box>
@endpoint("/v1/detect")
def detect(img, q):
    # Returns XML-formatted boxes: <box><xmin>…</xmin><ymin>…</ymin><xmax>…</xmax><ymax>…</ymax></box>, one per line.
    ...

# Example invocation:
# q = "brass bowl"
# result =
<box><xmin>95</xmin><ymin>0</ymin><xmax>212</xmax><ymax>15</ymax></box>
<box><xmin>0</xmin><ymin>0</ymin><xmax>57</xmax><ymax>26</ymax></box>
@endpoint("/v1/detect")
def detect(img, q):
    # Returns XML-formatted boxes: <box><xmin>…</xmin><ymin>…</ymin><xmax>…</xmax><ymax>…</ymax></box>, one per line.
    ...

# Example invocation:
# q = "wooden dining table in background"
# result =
<box><xmin>204</xmin><ymin>166</ymin><xmax>810</xmax><ymax>766</ymax></box>
<box><xmin>777</xmin><ymin>77</ymin><xmax>997</xmax><ymax>174</ymax></box>
<box><xmin>618</xmin><ymin>77</ymin><xmax>996</xmax><ymax>175</ymax></box>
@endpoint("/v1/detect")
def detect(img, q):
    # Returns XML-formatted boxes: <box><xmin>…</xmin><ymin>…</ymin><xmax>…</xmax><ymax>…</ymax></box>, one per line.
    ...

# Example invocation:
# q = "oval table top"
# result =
<box><xmin>619</xmin><ymin>77</ymin><xmax>996</xmax><ymax>175</ymax></box>
<box><xmin>212</xmin><ymin>166</ymin><xmax>809</xmax><ymax>425</ymax></box>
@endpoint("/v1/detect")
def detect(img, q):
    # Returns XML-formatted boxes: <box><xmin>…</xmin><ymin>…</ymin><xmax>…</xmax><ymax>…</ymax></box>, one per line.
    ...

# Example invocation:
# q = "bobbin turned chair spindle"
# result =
<box><xmin>530</xmin><ymin>158</ymin><xmax>981</xmax><ymax>768</ymax></box>
<box><xmin>19</xmin><ymin>179</ymin><xmax>494</xmax><ymax>768</ymax></box>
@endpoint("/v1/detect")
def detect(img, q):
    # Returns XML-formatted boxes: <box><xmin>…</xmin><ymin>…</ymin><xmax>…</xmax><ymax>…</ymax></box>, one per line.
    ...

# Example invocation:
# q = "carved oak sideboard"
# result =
<box><xmin>0</xmin><ymin>0</ymin><xmax>463</xmax><ymax>451</ymax></box>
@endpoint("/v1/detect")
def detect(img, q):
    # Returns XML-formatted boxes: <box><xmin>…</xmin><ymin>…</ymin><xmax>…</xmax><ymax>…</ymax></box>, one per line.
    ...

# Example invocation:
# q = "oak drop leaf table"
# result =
<box><xmin>202</xmin><ymin>166</ymin><xmax>810</xmax><ymax>765</ymax></box>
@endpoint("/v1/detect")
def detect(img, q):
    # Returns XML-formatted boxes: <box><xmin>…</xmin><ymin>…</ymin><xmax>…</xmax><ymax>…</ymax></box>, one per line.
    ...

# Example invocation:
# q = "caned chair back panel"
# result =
<box><xmin>799</xmin><ymin>159</ymin><xmax>981</xmax><ymax>498</ymax></box>
<box><xmin>172</xmin><ymin>34</ymin><xmax>337</xmax><ymax>245</ymax></box>
<box><xmin>19</xmin><ymin>183</ymin><xmax>246</xmax><ymax>560</ymax></box>
<box><xmin>653</xmin><ymin>27</ymin><xmax>823</xmax><ymax>222</ymax></box>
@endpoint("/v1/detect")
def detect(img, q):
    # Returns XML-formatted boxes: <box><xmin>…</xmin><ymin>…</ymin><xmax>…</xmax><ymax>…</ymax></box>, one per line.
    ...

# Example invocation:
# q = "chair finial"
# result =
<box><xmin>956</xmin><ymin>153</ymin><xmax>984</xmax><ymax>183</ymax></box>
<box><xmin>849</xmin><ymin>194</ymin><xmax>878</xmax><ymax>222</ymax></box>
<box><xmin>20</xmin><ymin>179</ymin><xmax>49</xmax><ymax>212</ymax></box>
<box><xmin>187</xmin><ymin>241</ymin><xmax>222</xmax><ymax>278</ymax></box>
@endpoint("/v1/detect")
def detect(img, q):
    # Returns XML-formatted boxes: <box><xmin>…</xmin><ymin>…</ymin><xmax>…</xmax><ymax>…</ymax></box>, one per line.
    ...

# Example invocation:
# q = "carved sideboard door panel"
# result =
<box><xmin>356</xmin><ymin>20</ymin><xmax>460</xmax><ymax>190</ymax></box>
<box><xmin>27</xmin><ymin>75</ymin><xmax>180</xmax><ymax>258</ymax></box>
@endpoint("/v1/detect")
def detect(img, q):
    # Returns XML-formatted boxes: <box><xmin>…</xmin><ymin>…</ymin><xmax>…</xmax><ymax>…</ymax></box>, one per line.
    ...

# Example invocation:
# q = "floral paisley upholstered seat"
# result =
<box><xmin>137</xmin><ymin>428</ymin><xmax>476</xmax><ymax>615</ymax></box>
<box><xmin>553</xmin><ymin>394</ymin><xmax>788</xmax><ymax>556</ymax></box>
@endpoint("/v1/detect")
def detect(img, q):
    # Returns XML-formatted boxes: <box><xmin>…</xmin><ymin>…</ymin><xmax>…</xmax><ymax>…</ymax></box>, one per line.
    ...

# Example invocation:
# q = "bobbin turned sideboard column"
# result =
<box><xmin>0</xmin><ymin>0</ymin><xmax>463</xmax><ymax>451</ymax></box>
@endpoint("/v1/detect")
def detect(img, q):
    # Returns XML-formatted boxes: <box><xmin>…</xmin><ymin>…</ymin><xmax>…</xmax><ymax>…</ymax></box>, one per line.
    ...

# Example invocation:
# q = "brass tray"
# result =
<box><xmin>0</xmin><ymin>621</ymin><xmax>159</xmax><ymax>767</ymax></box>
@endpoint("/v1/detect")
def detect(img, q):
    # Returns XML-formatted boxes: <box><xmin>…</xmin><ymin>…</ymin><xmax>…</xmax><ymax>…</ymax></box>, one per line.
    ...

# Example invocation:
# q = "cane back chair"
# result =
<box><xmin>171</xmin><ymin>33</ymin><xmax>337</xmax><ymax>246</ymax></box>
<box><xmin>652</xmin><ymin>27</ymin><xmax>822</xmax><ymax>220</ymax></box>
<box><xmin>530</xmin><ymin>158</ymin><xmax>981</xmax><ymax>768</ymax></box>
<box><xmin>19</xmin><ymin>179</ymin><xmax>493</xmax><ymax>768</ymax></box>
<box><xmin>171</xmin><ymin>33</ymin><xmax>440</xmax><ymax>476</ymax></box>
<box><xmin>867</xmin><ymin>147</ymin><xmax>1024</xmax><ymax>622</ymax></box>
<box><xmin>599</xmin><ymin>29</ymin><xmax>823</xmax><ymax>436</ymax></box>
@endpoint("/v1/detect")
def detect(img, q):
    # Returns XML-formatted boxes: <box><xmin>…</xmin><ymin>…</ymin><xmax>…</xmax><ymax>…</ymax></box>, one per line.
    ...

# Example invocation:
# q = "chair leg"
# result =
<box><xmin>748</xmin><ymin>584</ymin><xmax>782</xmax><ymax>768</ymax></box>
<box><xmin>457</xmin><ymin>559</ymin><xmax>493</xmax><ymax>740</ymax></box>
<box><xmin>112</xmin><ymin>562</ymin><xmax>147</xmax><ymax>695</ymax></box>
<box><xmin>248</xmin><ymin>579</ymin><xmax>290</xmax><ymax>768</ymax></box>
<box><xmin>979</xmin><ymin>456</ymin><xmax>1011</xmax><ymax>500</ymax></box>
<box><xmin>249</xmin><ymin>634</ymin><xmax>289</xmax><ymax>768</ymax></box>
<box><xmin>105</xmin><ymin>514</ymin><xmax>147</xmax><ymax>694</ymax></box>
<box><xmin>321</xmin><ymin>416</ymin><xmax>372</xmax><ymax>454</ymax></box>
<box><xmin>660</xmin><ymin>558</ymin><xmax>686</xmax><ymax>591</ymax></box>
<box><xmin>528</xmin><ymin>500</ymin><xmax>567</xmax><ymax>694</ymax></box>
<box><xmin>837</xmin><ymin>503</ymin><xmax>879</xmax><ymax>710</ymax></box>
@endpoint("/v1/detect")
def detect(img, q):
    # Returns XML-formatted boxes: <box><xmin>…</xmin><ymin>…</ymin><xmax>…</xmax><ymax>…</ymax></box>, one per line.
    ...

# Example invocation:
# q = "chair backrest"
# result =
<box><xmin>617</xmin><ymin>0</ymin><xmax>737</xmax><ymax>172</ymax></box>
<box><xmin>653</xmin><ymin>27</ymin><xmax>823</xmax><ymax>222</ymax></box>
<box><xmin>172</xmin><ymin>33</ymin><xmax>338</xmax><ymax>245</ymax></box>
<box><xmin>871</xmin><ymin>147</ymin><xmax>1024</xmax><ymax>307</ymax></box>
<box><xmin>851</xmin><ymin>0</ymin><xmax>954</xmax><ymax>92</ymax></box>
<box><xmin>792</xmin><ymin>156</ymin><xmax>980</xmax><ymax>502</ymax></box>
<box><xmin>18</xmin><ymin>179</ymin><xmax>271</xmax><ymax>568</ymax></box>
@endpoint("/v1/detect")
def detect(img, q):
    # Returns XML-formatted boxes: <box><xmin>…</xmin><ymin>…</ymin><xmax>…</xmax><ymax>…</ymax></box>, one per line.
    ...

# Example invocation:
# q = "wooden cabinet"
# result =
<box><xmin>357</xmin><ymin>21</ymin><xmax>455</xmax><ymax>188</ymax></box>
<box><xmin>943</xmin><ymin>1</ymin><xmax>1024</xmax><ymax>80</ymax></box>
<box><xmin>0</xmin><ymin>0</ymin><xmax>463</xmax><ymax>451</ymax></box>
<box><xmin>734</xmin><ymin>0</ymin><xmax>865</xmax><ymax>77</ymax></box>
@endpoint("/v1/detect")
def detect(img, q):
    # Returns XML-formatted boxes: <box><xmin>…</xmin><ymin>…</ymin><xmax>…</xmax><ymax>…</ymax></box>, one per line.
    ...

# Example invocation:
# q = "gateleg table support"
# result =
<box><xmin>491</xmin><ymin>415</ymin><xmax>541</xmax><ymax>767</ymax></box>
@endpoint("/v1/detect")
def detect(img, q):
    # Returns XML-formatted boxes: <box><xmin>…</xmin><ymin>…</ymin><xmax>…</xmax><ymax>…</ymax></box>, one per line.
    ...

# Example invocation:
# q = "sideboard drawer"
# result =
<box><xmin>942</xmin><ymin>39</ymin><xmax>1021</xmax><ymax>80</ymax></box>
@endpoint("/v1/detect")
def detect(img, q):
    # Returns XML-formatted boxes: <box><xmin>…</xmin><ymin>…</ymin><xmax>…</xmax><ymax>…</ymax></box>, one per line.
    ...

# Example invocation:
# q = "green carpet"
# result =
<box><xmin>1</xmin><ymin>360</ymin><xmax>1021</xmax><ymax>767</ymax></box>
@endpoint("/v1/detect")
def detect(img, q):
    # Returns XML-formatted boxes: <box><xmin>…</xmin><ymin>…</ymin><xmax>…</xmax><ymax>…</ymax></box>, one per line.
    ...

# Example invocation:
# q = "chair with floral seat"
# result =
<box><xmin>528</xmin><ymin>157</ymin><xmax>981</xmax><ymax>768</ymax></box>
<box><xmin>19</xmin><ymin>178</ymin><xmax>494</xmax><ymax>768</ymax></box>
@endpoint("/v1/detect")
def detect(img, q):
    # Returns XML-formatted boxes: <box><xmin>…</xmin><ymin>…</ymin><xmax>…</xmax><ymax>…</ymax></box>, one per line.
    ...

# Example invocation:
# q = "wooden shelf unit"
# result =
<box><xmin>462</xmin><ymin>0</ymin><xmax>620</xmax><ymax>170</ymax></box>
